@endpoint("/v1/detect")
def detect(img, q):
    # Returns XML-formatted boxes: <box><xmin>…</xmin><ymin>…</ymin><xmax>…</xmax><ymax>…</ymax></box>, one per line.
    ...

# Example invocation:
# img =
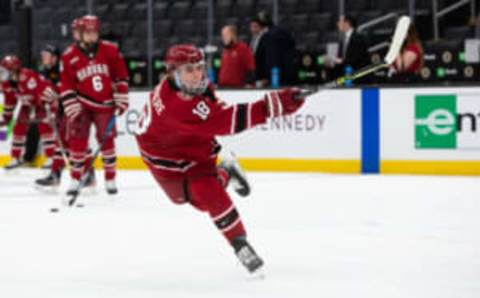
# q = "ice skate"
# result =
<box><xmin>232</xmin><ymin>237</ymin><xmax>264</xmax><ymax>274</ymax></box>
<box><xmin>105</xmin><ymin>179</ymin><xmax>118</xmax><ymax>195</ymax></box>
<box><xmin>4</xmin><ymin>158</ymin><xmax>25</xmax><ymax>172</ymax></box>
<box><xmin>34</xmin><ymin>170</ymin><xmax>61</xmax><ymax>192</ymax></box>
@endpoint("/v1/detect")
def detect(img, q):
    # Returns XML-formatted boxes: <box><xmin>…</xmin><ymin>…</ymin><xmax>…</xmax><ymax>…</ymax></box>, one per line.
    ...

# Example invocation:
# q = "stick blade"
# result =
<box><xmin>384</xmin><ymin>15</ymin><xmax>411</xmax><ymax>65</ymax></box>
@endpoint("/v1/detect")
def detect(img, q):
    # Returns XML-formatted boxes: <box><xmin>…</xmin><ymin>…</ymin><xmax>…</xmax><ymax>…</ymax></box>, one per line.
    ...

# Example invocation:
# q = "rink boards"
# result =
<box><xmin>1</xmin><ymin>87</ymin><xmax>480</xmax><ymax>175</ymax></box>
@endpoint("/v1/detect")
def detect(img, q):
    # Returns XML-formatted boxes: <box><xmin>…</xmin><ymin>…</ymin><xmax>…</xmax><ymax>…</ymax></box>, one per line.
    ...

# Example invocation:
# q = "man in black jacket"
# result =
<box><xmin>249</xmin><ymin>11</ymin><xmax>296</xmax><ymax>87</ymax></box>
<box><xmin>332</xmin><ymin>15</ymin><xmax>370</xmax><ymax>79</ymax></box>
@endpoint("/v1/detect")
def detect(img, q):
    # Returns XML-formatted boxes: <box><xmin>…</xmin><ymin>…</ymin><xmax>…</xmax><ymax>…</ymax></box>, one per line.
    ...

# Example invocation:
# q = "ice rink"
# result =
<box><xmin>1</xmin><ymin>169</ymin><xmax>479</xmax><ymax>298</ymax></box>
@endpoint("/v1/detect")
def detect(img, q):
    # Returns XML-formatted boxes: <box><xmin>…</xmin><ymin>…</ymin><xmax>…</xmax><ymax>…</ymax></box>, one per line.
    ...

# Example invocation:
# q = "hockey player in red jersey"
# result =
<box><xmin>60</xmin><ymin>15</ymin><xmax>129</xmax><ymax>195</ymax></box>
<box><xmin>35</xmin><ymin>17</ymin><xmax>97</xmax><ymax>190</ymax></box>
<box><xmin>135</xmin><ymin>44</ymin><xmax>305</xmax><ymax>274</ymax></box>
<box><xmin>0</xmin><ymin>55</ymin><xmax>58</xmax><ymax>170</ymax></box>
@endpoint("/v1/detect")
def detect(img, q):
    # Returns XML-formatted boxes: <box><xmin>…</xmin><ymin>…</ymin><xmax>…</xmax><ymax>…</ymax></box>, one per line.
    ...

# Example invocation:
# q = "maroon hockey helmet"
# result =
<box><xmin>165</xmin><ymin>44</ymin><xmax>204</xmax><ymax>71</ymax></box>
<box><xmin>71</xmin><ymin>17</ymin><xmax>83</xmax><ymax>31</ymax></box>
<box><xmin>0</xmin><ymin>55</ymin><xmax>22</xmax><ymax>72</ymax></box>
<box><xmin>81</xmin><ymin>15</ymin><xmax>100</xmax><ymax>32</ymax></box>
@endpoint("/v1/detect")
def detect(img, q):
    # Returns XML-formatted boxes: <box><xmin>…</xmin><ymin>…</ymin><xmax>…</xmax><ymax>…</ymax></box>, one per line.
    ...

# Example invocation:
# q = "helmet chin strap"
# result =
<box><xmin>173</xmin><ymin>71</ymin><xmax>208</xmax><ymax>96</ymax></box>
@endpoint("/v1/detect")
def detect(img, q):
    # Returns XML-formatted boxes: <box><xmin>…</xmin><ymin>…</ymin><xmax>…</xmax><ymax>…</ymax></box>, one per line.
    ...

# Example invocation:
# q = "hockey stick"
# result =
<box><xmin>65</xmin><ymin>114</ymin><xmax>116</xmax><ymax>207</ymax></box>
<box><xmin>297</xmin><ymin>15</ymin><xmax>411</xmax><ymax>98</ymax></box>
<box><xmin>45</xmin><ymin>105</ymin><xmax>70</xmax><ymax>167</ymax></box>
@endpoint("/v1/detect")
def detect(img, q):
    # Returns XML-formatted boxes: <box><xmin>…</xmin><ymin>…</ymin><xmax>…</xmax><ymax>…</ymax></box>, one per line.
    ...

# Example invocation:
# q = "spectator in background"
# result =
<box><xmin>218</xmin><ymin>25</ymin><xmax>256</xmax><ymax>87</ymax></box>
<box><xmin>389</xmin><ymin>24</ymin><xmax>423</xmax><ymax>83</ymax></box>
<box><xmin>249</xmin><ymin>11</ymin><xmax>296</xmax><ymax>87</ymax></box>
<box><xmin>328</xmin><ymin>15</ymin><xmax>369</xmax><ymax>78</ymax></box>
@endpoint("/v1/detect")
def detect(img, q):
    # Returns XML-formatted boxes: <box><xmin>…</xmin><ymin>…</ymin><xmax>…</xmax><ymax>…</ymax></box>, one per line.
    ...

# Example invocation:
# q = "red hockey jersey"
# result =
<box><xmin>60</xmin><ymin>40</ymin><xmax>129</xmax><ymax>112</ymax></box>
<box><xmin>135</xmin><ymin>79</ymin><xmax>270</xmax><ymax>177</ymax></box>
<box><xmin>1</xmin><ymin>68</ymin><xmax>58</xmax><ymax>123</ymax></box>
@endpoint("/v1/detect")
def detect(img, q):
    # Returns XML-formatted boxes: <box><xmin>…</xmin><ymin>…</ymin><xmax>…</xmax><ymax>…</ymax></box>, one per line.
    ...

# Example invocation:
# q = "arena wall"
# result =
<box><xmin>1</xmin><ymin>87</ymin><xmax>479</xmax><ymax>175</ymax></box>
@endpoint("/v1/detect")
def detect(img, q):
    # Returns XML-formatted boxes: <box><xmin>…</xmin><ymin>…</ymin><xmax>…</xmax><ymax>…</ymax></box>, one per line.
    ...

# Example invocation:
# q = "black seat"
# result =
<box><xmin>289</xmin><ymin>14</ymin><xmax>309</xmax><ymax>36</ymax></box>
<box><xmin>309</xmin><ymin>13</ymin><xmax>333</xmax><ymax>33</ymax></box>
<box><xmin>125</xmin><ymin>3</ymin><xmax>147</xmax><ymax>20</ymax></box>
<box><xmin>154</xmin><ymin>2</ymin><xmax>169</xmax><ymax>19</ymax></box>
<box><xmin>111</xmin><ymin>21</ymin><xmax>132</xmax><ymax>38</ymax></box>
<box><xmin>174</xmin><ymin>19</ymin><xmax>197</xmax><ymax>37</ymax></box>
<box><xmin>234</xmin><ymin>0</ymin><xmax>255</xmax><ymax>18</ymax></box>
<box><xmin>168</xmin><ymin>1</ymin><xmax>192</xmax><ymax>19</ymax></box>
<box><xmin>190</xmin><ymin>1</ymin><xmax>208</xmax><ymax>19</ymax></box>
<box><xmin>345</xmin><ymin>0</ymin><xmax>369</xmax><ymax>11</ymax></box>
<box><xmin>154</xmin><ymin>20</ymin><xmax>173</xmax><ymax>37</ymax></box>
<box><xmin>111</xmin><ymin>3</ymin><xmax>130</xmax><ymax>20</ymax></box>
<box><xmin>131</xmin><ymin>21</ymin><xmax>148</xmax><ymax>39</ymax></box>
<box><xmin>280</xmin><ymin>0</ymin><xmax>300</xmax><ymax>14</ymax></box>
<box><xmin>300</xmin><ymin>0</ymin><xmax>320</xmax><ymax>13</ymax></box>
<box><xmin>216</xmin><ymin>0</ymin><xmax>234</xmax><ymax>18</ymax></box>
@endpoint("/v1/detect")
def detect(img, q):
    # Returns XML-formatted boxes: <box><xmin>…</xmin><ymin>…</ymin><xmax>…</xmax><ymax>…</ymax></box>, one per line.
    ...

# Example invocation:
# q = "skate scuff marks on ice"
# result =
<box><xmin>0</xmin><ymin>169</ymin><xmax>480</xmax><ymax>298</ymax></box>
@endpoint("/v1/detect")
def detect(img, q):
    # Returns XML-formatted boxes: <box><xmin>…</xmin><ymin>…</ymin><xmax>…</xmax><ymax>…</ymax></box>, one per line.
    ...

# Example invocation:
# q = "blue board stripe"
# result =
<box><xmin>361</xmin><ymin>88</ymin><xmax>380</xmax><ymax>173</ymax></box>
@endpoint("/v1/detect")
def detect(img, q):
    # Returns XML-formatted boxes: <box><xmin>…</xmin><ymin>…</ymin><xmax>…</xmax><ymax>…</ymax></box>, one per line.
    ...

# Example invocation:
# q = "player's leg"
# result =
<box><xmin>66</xmin><ymin>109</ymin><xmax>91</xmax><ymax>195</ymax></box>
<box><xmin>143</xmin><ymin>161</ymin><xmax>263</xmax><ymax>273</ymax></box>
<box><xmin>93</xmin><ymin>110</ymin><xmax>117</xmax><ymax>194</ymax></box>
<box><xmin>37</xmin><ymin>123</ymin><xmax>55</xmax><ymax>161</ymax></box>
<box><xmin>188</xmin><ymin>174</ymin><xmax>264</xmax><ymax>273</ymax></box>
<box><xmin>35</xmin><ymin>114</ymin><xmax>67</xmax><ymax>188</ymax></box>
<box><xmin>5</xmin><ymin>109</ymin><xmax>29</xmax><ymax>170</ymax></box>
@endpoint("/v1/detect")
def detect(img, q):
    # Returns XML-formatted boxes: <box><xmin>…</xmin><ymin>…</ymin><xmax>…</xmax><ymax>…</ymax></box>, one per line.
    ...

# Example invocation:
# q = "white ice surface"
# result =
<box><xmin>0</xmin><ymin>169</ymin><xmax>479</xmax><ymax>298</ymax></box>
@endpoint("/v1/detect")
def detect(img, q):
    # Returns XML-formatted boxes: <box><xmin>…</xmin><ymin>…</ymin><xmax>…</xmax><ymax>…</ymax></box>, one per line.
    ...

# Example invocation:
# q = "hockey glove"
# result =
<box><xmin>114</xmin><ymin>92</ymin><xmax>129</xmax><ymax>116</ymax></box>
<box><xmin>264</xmin><ymin>87</ymin><xmax>305</xmax><ymax>118</ymax></box>
<box><xmin>63</xmin><ymin>97</ymin><xmax>82</xmax><ymax>121</ymax></box>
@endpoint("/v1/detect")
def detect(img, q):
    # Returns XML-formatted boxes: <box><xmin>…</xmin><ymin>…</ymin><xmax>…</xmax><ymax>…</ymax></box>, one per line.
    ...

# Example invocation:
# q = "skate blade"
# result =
<box><xmin>34</xmin><ymin>184</ymin><xmax>60</xmax><ymax>194</ymax></box>
<box><xmin>4</xmin><ymin>168</ymin><xmax>22</xmax><ymax>175</ymax></box>
<box><xmin>247</xmin><ymin>267</ymin><xmax>266</xmax><ymax>280</ymax></box>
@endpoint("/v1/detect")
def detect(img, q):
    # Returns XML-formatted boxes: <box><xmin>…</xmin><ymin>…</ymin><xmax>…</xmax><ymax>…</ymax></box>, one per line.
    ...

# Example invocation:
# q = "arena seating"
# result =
<box><xmin>0</xmin><ymin>0</ymin><xmax>476</xmax><ymax>87</ymax></box>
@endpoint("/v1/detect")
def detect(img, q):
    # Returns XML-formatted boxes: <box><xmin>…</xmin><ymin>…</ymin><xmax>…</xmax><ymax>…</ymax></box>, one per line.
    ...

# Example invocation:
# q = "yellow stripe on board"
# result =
<box><xmin>3</xmin><ymin>155</ymin><xmax>480</xmax><ymax>175</ymax></box>
<box><xmin>115</xmin><ymin>157</ymin><xmax>361</xmax><ymax>173</ymax></box>
<box><xmin>236</xmin><ymin>158</ymin><xmax>360</xmax><ymax>173</ymax></box>
<box><xmin>381</xmin><ymin>160</ymin><xmax>480</xmax><ymax>175</ymax></box>
<box><xmin>0</xmin><ymin>155</ymin><xmax>360</xmax><ymax>173</ymax></box>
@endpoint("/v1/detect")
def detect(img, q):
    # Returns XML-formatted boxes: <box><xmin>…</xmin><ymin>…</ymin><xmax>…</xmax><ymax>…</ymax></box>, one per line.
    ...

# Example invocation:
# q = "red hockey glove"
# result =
<box><xmin>264</xmin><ymin>87</ymin><xmax>305</xmax><ymax>118</ymax></box>
<box><xmin>63</xmin><ymin>97</ymin><xmax>82</xmax><ymax>121</ymax></box>
<box><xmin>114</xmin><ymin>92</ymin><xmax>129</xmax><ymax>116</ymax></box>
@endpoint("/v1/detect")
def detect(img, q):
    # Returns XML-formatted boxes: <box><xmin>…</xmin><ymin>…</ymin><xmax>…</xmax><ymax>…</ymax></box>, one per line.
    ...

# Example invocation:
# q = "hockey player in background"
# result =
<box><xmin>35</xmin><ymin>19</ymin><xmax>96</xmax><ymax>190</ymax></box>
<box><xmin>135</xmin><ymin>44</ymin><xmax>305</xmax><ymax>274</ymax></box>
<box><xmin>60</xmin><ymin>15</ymin><xmax>129</xmax><ymax>195</ymax></box>
<box><xmin>0</xmin><ymin>55</ymin><xmax>58</xmax><ymax>170</ymax></box>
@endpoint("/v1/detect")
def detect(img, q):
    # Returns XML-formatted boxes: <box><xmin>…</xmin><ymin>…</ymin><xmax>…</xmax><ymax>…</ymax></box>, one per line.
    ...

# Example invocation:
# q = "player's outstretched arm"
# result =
<box><xmin>170</xmin><ymin>87</ymin><xmax>306</xmax><ymax>137</ymax></box>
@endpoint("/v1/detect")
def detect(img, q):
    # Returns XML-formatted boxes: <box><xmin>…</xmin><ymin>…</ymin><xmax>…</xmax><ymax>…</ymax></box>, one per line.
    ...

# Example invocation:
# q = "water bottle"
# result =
<box><xmin>207</xmin><ymin>68</ymin><xmax>216</xmax><ymax>84</ymax></box>
<box><xmin>344</xmin><ymin>65</ymin><xmax>353</xmax><ymax>87</ymax></box>
<box><xmin>271</xmin><ymin>67</ymin><xmax>280</xmax><ymax>88</ymax></box>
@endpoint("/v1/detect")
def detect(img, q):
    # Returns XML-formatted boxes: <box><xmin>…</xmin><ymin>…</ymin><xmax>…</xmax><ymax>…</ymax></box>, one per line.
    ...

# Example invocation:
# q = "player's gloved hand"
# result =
<box><xmin>63</xmin><ymin>98</ymin><xmax>82</xmax><ymax>121</ymax></box>
<box><xmin>264</xmin><ymin>87</ymin><xmax>305</xmax><ymax>118</ymax></box>
<box><xmin>114</xmin><ymin>92</ymin><xmax>129</xmax><ymax>116</ymax></box>
<box><xmin>0</xmin><ymin>115</ymin><xmax>11</xmax><ymax>127</ymax></box>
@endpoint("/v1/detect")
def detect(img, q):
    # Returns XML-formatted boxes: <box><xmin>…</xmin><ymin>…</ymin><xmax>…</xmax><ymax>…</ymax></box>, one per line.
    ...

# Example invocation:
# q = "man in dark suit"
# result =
<box><xmin>332</xmin><ymin>15</ymin><xmax>369</xmax><ymax>78</ymax></box>
<box><xmin>249</xmin><ymin>11</ymin><xmax>296</xmax><ymax>87</ymax></box>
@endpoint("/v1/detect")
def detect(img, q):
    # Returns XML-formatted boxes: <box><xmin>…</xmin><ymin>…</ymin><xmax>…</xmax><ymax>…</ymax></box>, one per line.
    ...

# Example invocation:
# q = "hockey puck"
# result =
<box><xmin>76</xmin><ymin>203</ymin><xmax>85</xmax><ymax>208</ymax></box>
<box><xmin>50</xmin><ymin>208</ymin><xmax>59</xmax><ymax>213</ymax></box>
